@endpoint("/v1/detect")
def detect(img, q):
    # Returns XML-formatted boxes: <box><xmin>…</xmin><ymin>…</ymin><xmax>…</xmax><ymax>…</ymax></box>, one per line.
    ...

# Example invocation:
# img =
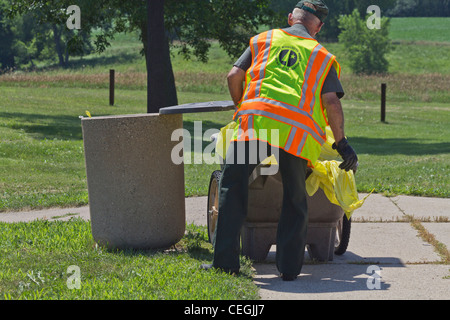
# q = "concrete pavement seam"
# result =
<box><xmin>388</xmin><ymin>197</ymin><xmax>450</xmax><ymax>264</ymax></box>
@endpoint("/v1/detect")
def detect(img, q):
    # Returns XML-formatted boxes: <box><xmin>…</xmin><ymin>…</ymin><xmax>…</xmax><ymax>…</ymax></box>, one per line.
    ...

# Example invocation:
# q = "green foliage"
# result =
<box><xmin>1</xmin><ymin>0</ymin><xmax>94</xmax><ymax>69</ymax></box>
<box><xmin>7</xmin><ymin>0</ymin><xmax>275</xmax><ymax>63</ymax></box>
<box><xmin>338</xmin><ymin>9</ymin><xmax>392</xmax><ymax>74</ymax></box>
<box><xmin>6</xmin><ymin>0</ymin><xmax>275</xmax><ymax>109</ymax></box>
<box><xmin>321</xmin><ymin>0</ymin><xmax>395</xmax><ymax>42</ymax></box>
<box><xmin>267</xmin><ymin>0</ymin><xmax>397</xmax><ymax>42</ymax></box>
<box><xmin>387</xmin><ymin>0</ymin><xmax>450</xmax><ymax>17</ymax></box>
<box><xmin>0</xmin><ymin>0</ymin><xmax>15</xmax><ymax>69</ymax></box>
<box><xmin>115</xmin><ymin>0</ymin><xmax>277</xmax><ymax>61</ymax></box>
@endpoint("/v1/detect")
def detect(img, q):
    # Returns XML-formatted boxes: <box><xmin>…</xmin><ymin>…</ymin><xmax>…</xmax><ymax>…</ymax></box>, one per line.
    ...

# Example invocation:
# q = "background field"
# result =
<box><xmin>0</xmin><ymin>17</ymin><xmax>449</xmax><ymax>212</ymax></box>
<box><xmin>388</xmin><ymin>17</ymin><xmax>450</xmax><ymax>43</ymax></box>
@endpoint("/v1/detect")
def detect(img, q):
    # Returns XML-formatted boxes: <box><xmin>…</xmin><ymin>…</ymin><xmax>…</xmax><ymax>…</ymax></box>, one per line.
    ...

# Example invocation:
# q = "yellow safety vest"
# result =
<box><xmin>231</xmin><ymin>28</ymin><xmax>341</xmax><ymax>167</ymax></box>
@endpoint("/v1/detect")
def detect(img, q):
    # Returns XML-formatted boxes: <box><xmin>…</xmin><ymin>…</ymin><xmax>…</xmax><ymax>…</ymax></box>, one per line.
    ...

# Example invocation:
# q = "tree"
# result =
<box><xmin>0</xmin><ymin>0</ymin><xmax>15</xmax><ymax>69</ymax></box>
<box><xmin>387</xmin><ymin>0</ymin><xmax>450</xmax><ymax>17</ymax></box>
<box><xmin>320</xmin><ymin>0</ymin><xmax>396</xmax><ymax>42</ymax></box>
<box><xmin>8</xmin><ymin>0</ymin><xmax>274</xmax><ymax>112</ymax></box>
<box><xmin>0</xmin><ymin>1</ymin><xmax>53</xmax><ymax>70</ymax></box>
<box><xmin>117</xmin><ymin>0</ymin><xmax>275</xmax><ymax>111</ymax></box>
<box><xmin>338</xmin><ymin>9</ymin><xmax>392</xmax><ymax>74</ymax></box>
<box><xmin>387</xmin><ymin>0</ymin><xmax>418</xmax><ymax>16</ymax></box>
<box><xmin>146</xmin><ymin>0</ymin><xmax>176</xmax><ymax>112</ymax></box>
<box><xmin>267</xmin><ymin>0</ymin><xmax>397</xmax><ymax>42</ymax></box>
<box><xmin>1</xmin><ymin>0</ymin><xmax>94</xmax><ymax>69</ymax></box>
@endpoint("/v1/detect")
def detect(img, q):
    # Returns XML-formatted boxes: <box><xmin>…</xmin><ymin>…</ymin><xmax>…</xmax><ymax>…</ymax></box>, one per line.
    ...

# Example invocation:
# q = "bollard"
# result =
<box><xmin>109</xmin><ymin>69</ymin><xmax>115</xmax><ymax>106</ymax></box>
<box><xmin>381</xmin><ymin>83</ymin><xmax>386</xmax><ymax>122</ymax></box>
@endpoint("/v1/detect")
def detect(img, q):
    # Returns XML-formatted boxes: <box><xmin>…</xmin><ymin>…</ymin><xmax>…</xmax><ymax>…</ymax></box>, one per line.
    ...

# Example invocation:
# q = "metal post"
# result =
<box><xmin>381</xmin><ymin>83</ymin><xmax>386</xmax><ymax>122</ymax></box>
<box><xmin>109</xmin><ymin>69</ymin><xmax>115</xmax><ymax>106</ymax></box>
<box><xmin>147</xmin><ymin>0</ymin><xmax>151</xmax><ymax>113</ymax></box>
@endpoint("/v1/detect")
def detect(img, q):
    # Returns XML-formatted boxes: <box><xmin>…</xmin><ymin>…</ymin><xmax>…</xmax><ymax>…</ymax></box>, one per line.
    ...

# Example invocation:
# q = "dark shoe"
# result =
<box><xmin>280</xmin><ymin>273</ymin><xmax>297</xmax><ymax>281</ymax></box>
<box><xmin>200</xmin><ymin>263</ymin><xmax>239</xmax><ymax>275</ymax></box>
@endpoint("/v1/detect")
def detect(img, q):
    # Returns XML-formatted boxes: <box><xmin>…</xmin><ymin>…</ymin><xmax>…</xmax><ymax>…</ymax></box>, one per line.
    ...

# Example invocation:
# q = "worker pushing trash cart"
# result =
<box><xmin>206</xmin><ymin>125</ymin><xmax>369</xmax><ymax>263</ymax></box>
<box><xmin>201</xmin><ymin>0</ymin><xmax>368</xmax><ymax>281</ymax></box>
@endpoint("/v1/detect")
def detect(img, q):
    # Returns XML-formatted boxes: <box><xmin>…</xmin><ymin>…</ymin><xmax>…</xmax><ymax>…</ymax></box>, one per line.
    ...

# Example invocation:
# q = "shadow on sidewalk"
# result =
<box><xmin>252</xmin><ymin>250</ymin><xmax>406</xmax><ymax>294</ymax></box>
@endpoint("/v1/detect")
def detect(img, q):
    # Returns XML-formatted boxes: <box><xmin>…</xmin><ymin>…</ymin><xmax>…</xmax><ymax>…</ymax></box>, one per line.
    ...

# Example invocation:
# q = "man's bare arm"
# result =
<box><xmin>227</xmin><ymin>66</ymin><xmax>246</xmax><ymax>107</ymax></box>
<box><xmin>322</xmin><ymin>91</ymin><xmax>345</xmax><ymax>143</ymax></box>
<box><xmin>322</xmin><ymin>92</ymin><xmax>358</xmax><ymax>172</ymax></box>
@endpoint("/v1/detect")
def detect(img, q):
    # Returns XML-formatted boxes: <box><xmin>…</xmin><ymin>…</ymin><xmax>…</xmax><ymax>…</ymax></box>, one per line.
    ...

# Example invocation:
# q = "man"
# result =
<box><xmin>202</xmin><ymin>0</ymin><xmax>358</xmax><ymax>281</ymax></box>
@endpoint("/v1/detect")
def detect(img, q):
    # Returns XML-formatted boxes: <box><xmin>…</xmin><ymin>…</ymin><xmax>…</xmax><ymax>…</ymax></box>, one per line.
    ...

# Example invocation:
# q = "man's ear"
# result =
<box><xmin>288</xmin><ymin>13</ymin><xmax>294</xmax><ymax>26</ymax></box>
<box><xmin>317</xmin><ymin>22</ymin><xmax>324</xmax><ymax>33</ymax></box>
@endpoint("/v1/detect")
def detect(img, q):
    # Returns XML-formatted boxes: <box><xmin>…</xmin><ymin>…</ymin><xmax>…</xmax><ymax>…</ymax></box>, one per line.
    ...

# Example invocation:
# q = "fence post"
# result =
<box><xmin>381</xmin><ymin>83</ymin><xmax>386</xmax><ymax>122</ymax></box>
<box><xmin>109</xmin><ymin>69</ymin><xmax>115</xmax><ymax>106</ymax></box>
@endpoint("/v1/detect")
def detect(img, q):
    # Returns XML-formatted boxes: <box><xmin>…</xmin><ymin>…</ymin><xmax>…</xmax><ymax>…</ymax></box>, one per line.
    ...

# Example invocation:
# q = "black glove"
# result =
<box><xmin>332</xmin><ymin>138</ymin><xmax>359</xmax><ymax>172</ymax></box>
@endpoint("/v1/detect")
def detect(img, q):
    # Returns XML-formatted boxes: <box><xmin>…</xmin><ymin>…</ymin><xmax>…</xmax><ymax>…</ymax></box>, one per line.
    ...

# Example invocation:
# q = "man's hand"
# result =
<box><xmin>332</xmin><ymin>138</ymin><xmax>359</xmax><ymax>172</ymax></box>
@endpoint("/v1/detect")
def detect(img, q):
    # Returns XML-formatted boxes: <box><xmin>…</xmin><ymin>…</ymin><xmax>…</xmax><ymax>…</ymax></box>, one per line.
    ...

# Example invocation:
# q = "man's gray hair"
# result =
<box><xmin>292</xmin><ymin>3</ymin><xmax>319</xmax><ymax>24</ymax></box>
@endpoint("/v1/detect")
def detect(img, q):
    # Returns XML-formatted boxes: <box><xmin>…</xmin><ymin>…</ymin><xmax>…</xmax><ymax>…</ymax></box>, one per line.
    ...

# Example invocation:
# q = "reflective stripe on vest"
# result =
<box><xmin>244</xmin><ymin>30</ymin><xmax>274</xmax><ymax>101</ymax></box>
<box><xmin>232</xmin><ymin>28</ymin><xmax>340</xmax><ymax>165</ymax></box>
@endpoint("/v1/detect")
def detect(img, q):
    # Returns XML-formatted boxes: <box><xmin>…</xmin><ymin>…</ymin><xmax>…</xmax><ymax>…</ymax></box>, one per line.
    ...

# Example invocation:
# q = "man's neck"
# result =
<box><xmin>288</xmin><ymin>22</ymin><xmax>314</xmax><ymax>39</ymax></box>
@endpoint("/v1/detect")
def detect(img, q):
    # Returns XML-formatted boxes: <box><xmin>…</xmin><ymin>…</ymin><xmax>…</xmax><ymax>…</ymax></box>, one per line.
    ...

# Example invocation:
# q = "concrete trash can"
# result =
<box><xmin>81</xmin><ymin>113</ymin><xmax>185</xmax><ymax>250</ymax></box>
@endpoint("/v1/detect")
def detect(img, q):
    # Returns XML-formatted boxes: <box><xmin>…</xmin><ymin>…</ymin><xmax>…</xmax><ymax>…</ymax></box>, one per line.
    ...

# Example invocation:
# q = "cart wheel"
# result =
<box><xmin>334</xmin><ymin>214</ymin><xmax>351</xmax><ymax>255</ymax></box>
<box><xmin>207</xmin><ymin>170</ymin><xmax>221</xmax><ymax>244</ymax></box>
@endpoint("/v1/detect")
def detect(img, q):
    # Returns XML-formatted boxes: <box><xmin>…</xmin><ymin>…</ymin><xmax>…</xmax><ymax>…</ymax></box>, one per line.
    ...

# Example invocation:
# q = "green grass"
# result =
<box><xmin>0</xmin><ymin>85</ymin><xmax>232</xmax><ymax>210</ymax></box>
<box><xmin>388</xmin><ymin>17</ymin><xmax>450</xmax><ymax>43</ymax></box>
<box><xmin>184</xmin><ymin>99</ymin><xmax>450</xmax><ymax>198</ymax></box>
<box><xmin>343</xmin><ymin>101</ymin><xmax>449</xmax><ymax>197</ymax></box>
<box><xmin>0</xmin><ymin>220</ymin><xmax>258</xmax><ymax>300</ymax></box>
<box><xmin>1</xmin><ymin>86</ymin><xmax>447</xmax><ymax>213</ymax></box>
<box><xmin>0</xmin><ymin>86</ymin><xmax>139</xmax><ymax>211</ymax></box>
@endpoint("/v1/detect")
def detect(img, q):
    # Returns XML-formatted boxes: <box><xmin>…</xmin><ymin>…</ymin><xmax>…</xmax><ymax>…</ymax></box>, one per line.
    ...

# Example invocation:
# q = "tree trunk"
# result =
<box><xmin>145</xmin><ymin>0</ymin><xmax>178</xmax><ymax>113</ymax></box>
<box><xmin>64</xmin><ymin>47</ymin><xmax>70</xmax><ymax>66</ymax></box>
<box><xmin>52</xmin><ymin>25</ymin><xmax>66</xmax><ymax>67</ymax></box>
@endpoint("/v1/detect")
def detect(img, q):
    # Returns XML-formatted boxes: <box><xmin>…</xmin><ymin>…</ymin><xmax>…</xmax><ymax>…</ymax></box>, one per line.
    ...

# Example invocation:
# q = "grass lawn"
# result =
<box><xmin>0</xmin><ymin>221</ymin><xmax>257</xmax><ymax>299</ymax></box>
<box><xmin>388</xmin><ymin>17</ymin><xmax>450</xmax><ymax>43</ymax></box>
<box><xmin>343</xmin><ymin>101</ymin><xmax>449</xmax><ymax>197</ymax></box>
<box><xmin>0</xmin><ymin>80</ymin><xmax>448</xmax><ymax>212</ymax></box>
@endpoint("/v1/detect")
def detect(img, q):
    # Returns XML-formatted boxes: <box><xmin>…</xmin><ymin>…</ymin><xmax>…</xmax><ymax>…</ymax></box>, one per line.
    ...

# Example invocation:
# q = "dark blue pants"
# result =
<box><xmin>213</xmin><ymin>140</ymin><xmax>308</xmax><ymax>276</ymax></box>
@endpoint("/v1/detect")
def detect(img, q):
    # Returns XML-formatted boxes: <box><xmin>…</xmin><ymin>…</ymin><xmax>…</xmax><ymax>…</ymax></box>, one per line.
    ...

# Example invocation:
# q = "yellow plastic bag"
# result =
<box><xmin>306</xmin><ymin>160</ymin><xmax>371</xmax><ymax>219</ymax></box>
<box><xmin>215</xmin><ymin>121</ymin><xmax>237</xmax><ymax>160</ymax></box>
<box><xmin>307</xmin><ymin>126</ymin><xmax>371</xmax><ymax>219</ymax></box>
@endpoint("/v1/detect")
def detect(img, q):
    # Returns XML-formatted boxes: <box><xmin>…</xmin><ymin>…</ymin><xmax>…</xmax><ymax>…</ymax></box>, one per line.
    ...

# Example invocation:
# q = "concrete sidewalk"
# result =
<box><xmin>1</xmin><ymin>194</ymin><xmax>449</xmax><ymax>300</ymax></box>
<box><xmin>186</xmin><ymin>193</ymin><xmax>450</xmax><ymax>300</ymax></box>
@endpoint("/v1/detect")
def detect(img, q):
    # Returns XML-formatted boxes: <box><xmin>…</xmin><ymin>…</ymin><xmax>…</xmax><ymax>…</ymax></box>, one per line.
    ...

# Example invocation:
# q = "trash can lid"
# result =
<box><xmin>159</xmin><ymin>100</ymin><xmax>234</xmax><ymax>115</ymax></box>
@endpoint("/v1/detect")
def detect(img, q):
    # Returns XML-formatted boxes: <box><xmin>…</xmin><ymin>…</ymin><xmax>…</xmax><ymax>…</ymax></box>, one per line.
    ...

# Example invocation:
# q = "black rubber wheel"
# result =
<box><xmin>207</xmin><ymin>170</ymin><xmax>221</xmax><ymax>244</ymax></box>
<box><xmin>334</xmin><ymin>214</ymin><xmax>351</xmax><ymax>255</ymax></box>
